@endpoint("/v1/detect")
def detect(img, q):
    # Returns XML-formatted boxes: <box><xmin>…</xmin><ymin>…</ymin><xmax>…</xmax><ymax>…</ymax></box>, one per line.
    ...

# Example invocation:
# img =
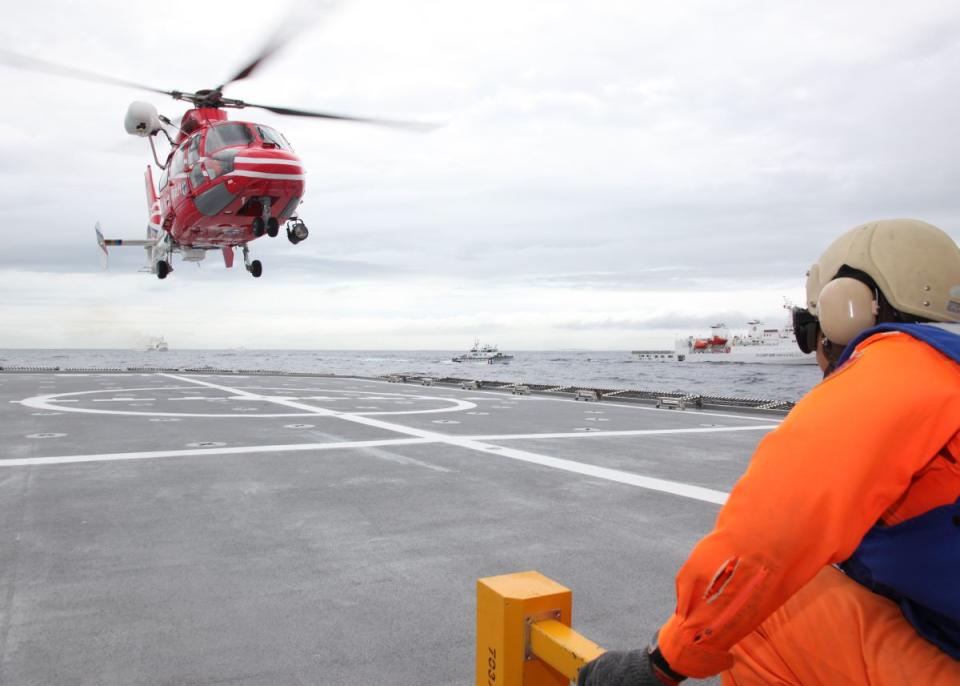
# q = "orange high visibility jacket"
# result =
<box><xmin>657</xmin><ymin>330</ymin><xmax>960</xmax><ymax>678</ymax></box>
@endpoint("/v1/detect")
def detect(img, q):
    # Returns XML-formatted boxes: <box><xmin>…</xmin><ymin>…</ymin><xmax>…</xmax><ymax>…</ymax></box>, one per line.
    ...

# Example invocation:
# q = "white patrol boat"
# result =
<box><xmin>452</xmin><ymin>340</ymin><xmax>513</xmax><ymax>364</ymax></box>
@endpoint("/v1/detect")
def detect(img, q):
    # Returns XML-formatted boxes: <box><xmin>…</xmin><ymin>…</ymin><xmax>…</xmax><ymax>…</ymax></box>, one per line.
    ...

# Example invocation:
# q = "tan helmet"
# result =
<box><xmin>805</xmin><ymin>219</ymin><xmax>960</xmax><ymax>339</ymax></box>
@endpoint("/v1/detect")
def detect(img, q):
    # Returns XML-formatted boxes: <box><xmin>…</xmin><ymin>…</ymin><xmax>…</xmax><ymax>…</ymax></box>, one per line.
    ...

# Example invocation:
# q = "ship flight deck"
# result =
<box><xmin>0</xmin><ymin>371</ymin><xmax>785</xmax><ymax>685</ymax></box>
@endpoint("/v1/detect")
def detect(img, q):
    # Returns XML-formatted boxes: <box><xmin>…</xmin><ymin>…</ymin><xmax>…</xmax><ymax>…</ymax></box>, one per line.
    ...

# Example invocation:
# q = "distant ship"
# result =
<box><xmin>677</xmin><ymin>319</ymin><xmax>814</xmax><ymax>365</ymax></box>
<box><xmin>146</xmin><ymin>336</ymin><xmax>169</xmax><ymax>352</ymax></box>
<box><xmin>452</xmin><ymin>340</ymin><xmax>513</xmax><ymax>364</ymax></box>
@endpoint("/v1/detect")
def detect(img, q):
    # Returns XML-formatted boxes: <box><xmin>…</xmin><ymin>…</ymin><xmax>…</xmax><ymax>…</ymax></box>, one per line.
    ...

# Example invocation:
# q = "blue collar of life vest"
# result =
<box><xmin>838</xmin><ymin>322</ymin><xmax>960</xmax><ymax>366</ymax></box>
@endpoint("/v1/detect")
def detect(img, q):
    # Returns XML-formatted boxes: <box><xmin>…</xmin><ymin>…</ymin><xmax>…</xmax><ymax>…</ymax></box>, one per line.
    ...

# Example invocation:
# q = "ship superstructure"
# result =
<box><xmin>452</xmin><ymin>340</ymin><xmax>513</xmax><ymax>364</ymax></box>
<box><xmin>631</xmin><ymin>349</ymin><xmax>677</xmax><ymax>362</ymax></box>
<box><xmin>145</xmin><ymin>336</ymin><xmax>169</xmax><ymax>352</ymax></box>
<box><xmin>677</xmin><ymin>319</ymin><xmax>814</xmax><ymax>364</ymax></box>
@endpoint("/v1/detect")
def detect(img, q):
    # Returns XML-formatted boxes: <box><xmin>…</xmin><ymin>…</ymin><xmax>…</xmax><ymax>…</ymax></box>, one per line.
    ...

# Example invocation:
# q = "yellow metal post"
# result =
<box><xmin>476</xmin><ymin>571</ymin><xmax>606</xmax><ymax>686</ymax></box>
<box><xmin>529</xmin><ymin>619</ymin><xmax>605</xmax><ymax>681</ymax></box>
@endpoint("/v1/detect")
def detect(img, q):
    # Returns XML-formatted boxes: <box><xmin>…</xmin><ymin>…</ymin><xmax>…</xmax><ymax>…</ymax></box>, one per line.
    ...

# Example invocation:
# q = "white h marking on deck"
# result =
<box><xmin>1</xmin><ymin>374</ymin><xmax>778</xmax><ymax>505</ymax></box>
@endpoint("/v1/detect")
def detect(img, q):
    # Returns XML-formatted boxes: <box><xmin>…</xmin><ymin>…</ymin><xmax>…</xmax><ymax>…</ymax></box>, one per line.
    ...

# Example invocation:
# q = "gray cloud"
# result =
<box><xmin>2</xmin><ymin>1</ymin><xmax>960</xmax><ymax>347</ymax></box>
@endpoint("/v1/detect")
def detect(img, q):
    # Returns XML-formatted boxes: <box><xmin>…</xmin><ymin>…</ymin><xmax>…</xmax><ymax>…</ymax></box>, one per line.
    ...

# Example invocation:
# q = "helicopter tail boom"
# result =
<box><xmin>95</xmin><ymin>221</ymin><xmax>162</xmax><ymax>271</ymax></box>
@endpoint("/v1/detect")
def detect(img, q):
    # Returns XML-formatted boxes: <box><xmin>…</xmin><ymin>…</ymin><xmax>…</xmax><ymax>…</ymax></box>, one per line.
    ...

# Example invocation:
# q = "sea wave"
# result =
<box><xmin>0</xmin><ymin>349</ymin><xmax>822</xmax><ymax>402</ymax></box>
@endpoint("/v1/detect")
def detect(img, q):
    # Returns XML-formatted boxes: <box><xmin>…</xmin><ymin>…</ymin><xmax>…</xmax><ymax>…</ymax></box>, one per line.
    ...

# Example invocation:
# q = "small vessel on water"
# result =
<box><xmin>452</xmin><ymin>340</ymin><xmax>513</xmax><ymax>364</ymax></box>
<box><xmin>677</xmin><ymin>318</ymin><xmax>814</xmax><ymax>364</ymax></box>
<box><xmin>145</xmin><ymin>336</ymin><xmax>169</xmax><ymax>352</ymax></box>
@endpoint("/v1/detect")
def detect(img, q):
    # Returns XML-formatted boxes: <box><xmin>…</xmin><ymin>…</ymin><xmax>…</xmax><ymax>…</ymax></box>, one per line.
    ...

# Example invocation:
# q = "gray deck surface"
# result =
<box><xmin>0</xmin><ymin>372</ymin><xmax>782</xmax><ymax>685</ymax></box>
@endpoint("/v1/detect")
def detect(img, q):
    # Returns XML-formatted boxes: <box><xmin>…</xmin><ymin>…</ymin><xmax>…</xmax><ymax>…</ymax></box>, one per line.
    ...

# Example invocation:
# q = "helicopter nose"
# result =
<box><xmin>229</xmin><ymin>150</ymin><xmax>305</xmax><ymax>183</ymax></box>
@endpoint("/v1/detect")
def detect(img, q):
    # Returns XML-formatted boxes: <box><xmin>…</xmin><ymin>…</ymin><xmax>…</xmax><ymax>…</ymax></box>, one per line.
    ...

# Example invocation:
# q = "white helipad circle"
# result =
<box><xmin>18</xmin><ymin>385</ymin><xmax>475</xmax><ymax>419</ymax></box>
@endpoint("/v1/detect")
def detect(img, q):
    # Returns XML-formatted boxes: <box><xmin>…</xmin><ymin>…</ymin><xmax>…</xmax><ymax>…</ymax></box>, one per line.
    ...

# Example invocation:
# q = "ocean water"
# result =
<box><xmin>0</xmin><ymin>349</ymin><xmax>823</xmax><ymax>402</ymax></box>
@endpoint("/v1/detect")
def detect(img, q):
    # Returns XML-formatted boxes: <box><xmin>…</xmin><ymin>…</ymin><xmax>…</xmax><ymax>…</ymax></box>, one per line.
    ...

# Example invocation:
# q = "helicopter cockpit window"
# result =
<box><xmin>185</xmin><ymin>134</ymin><xmax>201</xmax><ymax>166</ymax></box>
<box><xmin>206</xmin><ymin>149</ymin><xmax>239</xmax><ymax>182</ymax></box>
<box><xmin>257</xmin><ymin>126</ymin><xmax>292</xmax><ymax>151</ymax></box>
<box><xmin>169</xmin><ymin>147</ymin><xmax>186</xmax><ymax>177</ymax></box>
<box><xmin>204</xmin><ymin>123</ymin><xmax>253</xmax><ymax>153</ymax></box>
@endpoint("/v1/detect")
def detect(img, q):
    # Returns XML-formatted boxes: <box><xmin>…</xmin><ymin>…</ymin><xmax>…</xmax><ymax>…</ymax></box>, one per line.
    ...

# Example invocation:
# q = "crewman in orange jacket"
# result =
<box><xmin>578</xmin><ymin>218</ymin><xmax>960</xmax><ymax>685</ymax></box>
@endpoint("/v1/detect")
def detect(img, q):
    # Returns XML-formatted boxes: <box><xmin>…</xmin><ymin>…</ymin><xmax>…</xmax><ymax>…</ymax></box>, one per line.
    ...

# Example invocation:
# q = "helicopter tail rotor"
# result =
<box><xmin>95</xmin><ymin>223</ymin><xmax>109</xmax><ymax>269</ymax></box>
<box><xmin>95</xmin><ymin>221</ymin><xmax>160</xmax><ymax>272</ymax></box>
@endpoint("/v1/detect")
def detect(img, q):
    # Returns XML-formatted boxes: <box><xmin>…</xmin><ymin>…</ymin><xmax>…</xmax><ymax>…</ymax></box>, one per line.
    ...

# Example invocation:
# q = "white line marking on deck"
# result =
<box><xmin>20</xmin><ymin>383</ymin><xmax>473</xmax><ymax>418</ymax></box>
<box><xmin>160</xmin><ymin>375</ymin><xmax>743</xmax><ymax>505</ymax></box>
<box><xmin>8</xmin><ymin>374</ymin><xmax>777</xmax><ymax>505</ymax></box>
<box><xmin>463</xmin><ymin>425</ymin><xmax>777</xmax><ymax>441</ymax></box>
<box><xmin>459</xmin><ymin>442</ymin><xmax>728</xmax><ymax>505</ymax></box>
<box><xmin>92</xmin><ymin>397</ymin><xmax>155</xmax><ymax>402</ymax></box>
<box><xmin>0</xmin><ymin>438</ymin><xmax>433</xmax><ymax>467</ymax></box>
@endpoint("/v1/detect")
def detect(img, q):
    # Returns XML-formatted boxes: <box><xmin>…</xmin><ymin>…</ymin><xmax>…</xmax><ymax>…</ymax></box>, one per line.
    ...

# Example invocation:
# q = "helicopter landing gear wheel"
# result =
<box><xmin>241</xmin><ymin>243</ymin><xmax>262</xmax><ymax>277</ymax></box>
<box><xmin>266</xmin><ymin>217</ymin><xmax>279</xmax><ymax>237</ymax></box>
<box><xmin>156</xmin><ymin>260</ymin><xmax>170</xmax><ymax>280</ymax></box>
<box><xmin>252</xmin><ymin>217</ymin><xmax>265</xmax><ymax>237</ymax></box>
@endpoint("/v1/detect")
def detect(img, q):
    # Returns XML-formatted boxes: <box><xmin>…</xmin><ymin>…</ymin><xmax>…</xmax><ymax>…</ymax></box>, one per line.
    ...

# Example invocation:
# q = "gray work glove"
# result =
<box><xmin>577</xmin><ymin>648</ymin><xmax>684</xmax><ymax>686</ymax></box>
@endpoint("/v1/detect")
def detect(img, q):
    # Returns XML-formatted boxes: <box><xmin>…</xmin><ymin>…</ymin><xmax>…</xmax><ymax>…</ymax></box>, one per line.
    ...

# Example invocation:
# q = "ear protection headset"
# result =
<box><xmin>801</xmin><ymin>219</ymin><xmax>960</xmax><ymax>358</ymax></box>
<box><xmin>817</xmin><ymin>276</ymin><xmax>879</xmax><ymax>346</ymax></box>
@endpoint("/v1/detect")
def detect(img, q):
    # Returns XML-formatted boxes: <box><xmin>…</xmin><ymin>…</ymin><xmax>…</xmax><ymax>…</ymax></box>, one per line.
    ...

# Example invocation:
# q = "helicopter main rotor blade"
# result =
<box><xmin>214</xmin><ymin>1</ymin><xmax>340</xmax><ymax>92</ymax></box>
<box><xmin>0</xmin><ymin>48</ymin><xmax>175</xmax><ymax>97</ymax></box>
<box><xmin>214</xmin><ymin>38</ymin><xmax>286</xmax><ymax>92</ymax></box>
<box><xmin>241</xmin><ymin>100</ymin><xmax>440</xmax><ymax>132</ymax></box>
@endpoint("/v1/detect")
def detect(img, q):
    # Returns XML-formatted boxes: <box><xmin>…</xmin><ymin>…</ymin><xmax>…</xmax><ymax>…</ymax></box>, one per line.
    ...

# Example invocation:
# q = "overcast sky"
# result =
<box><xmin>2</xmin><ymin>0</ymin><xmax>960</xmax><ymax>349</ymax></box>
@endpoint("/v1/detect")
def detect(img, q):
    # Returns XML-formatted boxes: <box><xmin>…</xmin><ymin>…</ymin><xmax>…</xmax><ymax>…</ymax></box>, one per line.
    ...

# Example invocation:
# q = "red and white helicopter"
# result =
<box><xmin>0</xmin><ymin>36</ymin><xmax>431</xmax><ymax>280</ymax></box>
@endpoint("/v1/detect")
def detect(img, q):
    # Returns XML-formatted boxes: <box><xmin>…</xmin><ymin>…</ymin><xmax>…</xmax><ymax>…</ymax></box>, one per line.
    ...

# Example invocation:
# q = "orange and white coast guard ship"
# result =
<box><xmin>677</xmin><ymin>319</ymin><xmax>815</xmax><ymax>365</ymax></box>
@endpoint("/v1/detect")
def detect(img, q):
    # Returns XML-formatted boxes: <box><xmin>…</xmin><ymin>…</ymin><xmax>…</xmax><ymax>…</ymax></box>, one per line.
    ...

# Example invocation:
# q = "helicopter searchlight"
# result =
<box><xmin>124</xmin><ymin>101</ymin><xmax>162</xmax><ymax>137</ymax></box>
